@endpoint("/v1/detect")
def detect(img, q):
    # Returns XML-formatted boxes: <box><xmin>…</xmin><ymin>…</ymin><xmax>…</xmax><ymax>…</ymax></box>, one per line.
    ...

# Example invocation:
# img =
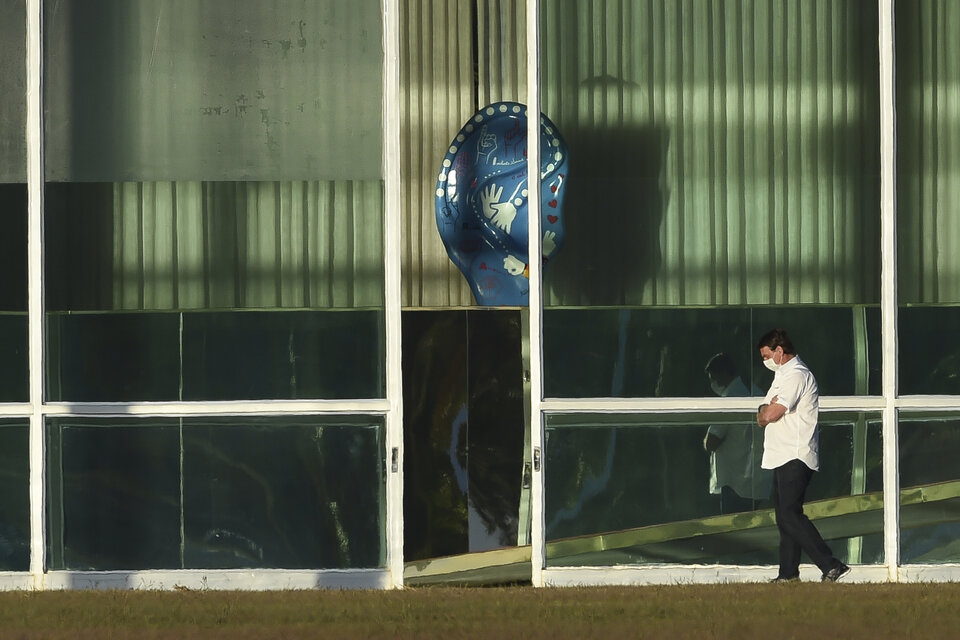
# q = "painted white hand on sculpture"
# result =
<box><xmin>542</xmin><ymin>230</ymin><xmax>557</xmax><ymax>257</ymax></box>
<box><xmin>503</xmin><ymin>254</ymin><xmax>526</xmax><ymax>276</ymax></box>
<box><xmin>490</xmin><ymin>200</ymin><xmax>518</xmax><ymax>234</ymax></box>
<box><xmin>478</xmin><ymin>125</ymin><xmax>498</xmax><ymax>161</ymax></box>
<box><xmin>480</xmin><ymin>184</ymin><xmax>503</xmax><ymax>220</ymax></box>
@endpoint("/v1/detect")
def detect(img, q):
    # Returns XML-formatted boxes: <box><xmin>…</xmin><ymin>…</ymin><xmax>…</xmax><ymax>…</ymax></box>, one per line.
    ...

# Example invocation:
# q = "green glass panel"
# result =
<box><xmin>544</xmin><ymin>412</ymin><xmax>882</xmax><ymax>568</ymax></box>
<box><xmin>183</xmin><ymin>417</ymin><xmax>385</xmax><ymax>569</ymax></box>
<box><xmin>46</xmin><ymin>416</ymin><xmax>385</xmax><ymax>570</ymax></box>
<box><xmin>898</xmin><ymin>307</ymin><xmax>960</xmax><ymax>395</ymax></box>
<box><xmin>0</xmin><ymin>420</ymin><xmax>29</xmax><ymax>571</ymax></box>
<box><xmin>42</xmin><ymin>1</ymin><xmax>386</xmax><ymax>402</ymax></box>
<box><xmin>544</xmin><ymin>306</ymin><xmax>880</xmax><ymax>398</ymax></box>
<box><xmin>896</xmin><ymin>2</ymin><xmax>960</xmax><ymax>375</ymax></box>
<box><xmin>898</xmin><ymin>413</ymin><xmax>960</xmax><ymax>564</ymax></box>
<box><xmin>46</xmin><ymin>418</ymin><xmax>182</xmax><ymax>570</ymax></box>
<box><xmin>45</xmin><ymin>312</ymin><xmax>181</xmax><ymax>402</ymax></box>
<box><xmin>181</xmin><ymin>310</ymin><xmax>384</xmax><ymax>401</ymax></box>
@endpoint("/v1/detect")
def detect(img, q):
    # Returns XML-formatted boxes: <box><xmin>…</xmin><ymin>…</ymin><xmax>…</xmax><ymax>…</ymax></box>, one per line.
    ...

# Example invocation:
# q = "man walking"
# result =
<box><xmin>756</xmin><ymin>328</ymin><xmax>850</xmax><ymax>583</ymax></box>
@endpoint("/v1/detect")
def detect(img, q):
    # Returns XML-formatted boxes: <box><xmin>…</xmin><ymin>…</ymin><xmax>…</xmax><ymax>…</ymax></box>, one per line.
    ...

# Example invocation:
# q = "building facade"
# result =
<box><xmin>0</xmin><ymin>0</ymin><xmax>958</xmax><ymax>589</ymax></box>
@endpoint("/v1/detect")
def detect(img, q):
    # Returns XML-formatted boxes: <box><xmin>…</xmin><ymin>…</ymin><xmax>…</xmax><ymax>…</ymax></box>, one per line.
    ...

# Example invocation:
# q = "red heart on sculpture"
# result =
<box><xmin>550</xmin><ymin>185</ymin><xmax>557</xmax><ymax>192</ymax></box>
<box><xmin>548</xmin><ymin>200</ymin><xmax>558</xmax><ymax>208</ymax></box>
<box><xmin>547</xmin><ymin>215</ymin><xmax>558</xmax><ymax>224</ymax></box>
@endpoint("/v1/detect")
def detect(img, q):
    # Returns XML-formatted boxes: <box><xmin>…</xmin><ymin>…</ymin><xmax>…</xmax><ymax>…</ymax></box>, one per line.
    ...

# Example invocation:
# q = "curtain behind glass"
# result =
<box><xmin>897</xmin><ymin>0</ymin><xmax>960</xmax><ymax>304</ymax></box>
<box><xmin>44</xmin><ymin>0</ymin><xmax>384</xmax><ymax>312</ymax></box>
<box><xmin>111</xmin><ymin>181</ymin><xmax>383</xmax><ymax>310</ymax></box>
<box><xmin>0</xmin><ymin>0</ymin><xmax>26</xmax><ymax>183</ymax></box>
<box><xmin>540</xmin><ymin>0</ymin><xmax>880</xmax><ymax>306</ymax></box>
<box><xmin>400</xmin><ymin>0</ymin><xmax>525</xmax><ymax>307</ymax></box>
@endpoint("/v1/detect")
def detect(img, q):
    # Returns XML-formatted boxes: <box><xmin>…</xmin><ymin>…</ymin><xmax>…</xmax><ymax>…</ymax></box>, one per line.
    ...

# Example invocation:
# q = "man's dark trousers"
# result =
<box><xmin>771</xmin><ymin>459</ymin><xmax>835</xmax><ymax>578</ymax></box>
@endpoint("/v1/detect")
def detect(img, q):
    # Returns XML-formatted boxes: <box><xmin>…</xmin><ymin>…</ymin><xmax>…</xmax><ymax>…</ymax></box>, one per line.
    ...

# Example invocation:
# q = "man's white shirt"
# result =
<box><xmin>761</xmin><ymin>355</ymin><xmax>820</xmax><ymax>471</ymax></box>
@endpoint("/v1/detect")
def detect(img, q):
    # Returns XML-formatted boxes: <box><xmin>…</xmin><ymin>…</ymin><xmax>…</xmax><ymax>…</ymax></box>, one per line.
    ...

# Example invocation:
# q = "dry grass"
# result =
<box><xmin>0</xmin><ymin>583</ymin><xmax>957</xmax><ymax>639</ymax></box>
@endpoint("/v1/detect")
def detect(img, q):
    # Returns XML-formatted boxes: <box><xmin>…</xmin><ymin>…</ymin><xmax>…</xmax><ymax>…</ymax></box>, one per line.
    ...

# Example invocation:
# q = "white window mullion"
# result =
<box><xmin>526</xmin><ymin>0</ymin><xmax>545</xmax><ymax>589</ymax></box>
<box><xmin>25</xmin><ymin>0</ymin><xmax>46</xmax><ymax>589</ymax></box>
<box><xmin>878</xmin><ymin>0</ymin><xmax>900</xmax><ymax>582</ymax></box>
<box><xmin>381</xmin><ymin>0</ymin><xmax>404</xmax><ymax>588</ymax></box>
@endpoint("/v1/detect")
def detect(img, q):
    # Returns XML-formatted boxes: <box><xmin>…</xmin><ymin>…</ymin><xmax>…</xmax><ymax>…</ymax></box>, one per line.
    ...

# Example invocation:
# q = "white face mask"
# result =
<box><xmin>763</xmin><ymin>350</ymin><xmax>782</xmax><ymax>372</ymax></box>
<box><xmin>710</xmin><ymin>380</ymin><xmax>726</xmax><ymax>396</ymax></box>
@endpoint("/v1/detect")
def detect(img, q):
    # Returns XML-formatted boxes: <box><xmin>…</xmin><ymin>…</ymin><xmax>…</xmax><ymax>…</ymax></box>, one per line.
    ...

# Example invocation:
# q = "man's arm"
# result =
<box><xmin>757</xmin><ymin>396</ymin><xmax>787</xmax><ymax>427</ymax></box>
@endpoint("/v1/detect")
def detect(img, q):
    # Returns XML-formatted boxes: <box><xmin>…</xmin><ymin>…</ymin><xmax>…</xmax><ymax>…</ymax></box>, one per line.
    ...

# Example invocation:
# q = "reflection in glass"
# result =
<box><xmin>402</xmin><ymin>310</ymin><xmax>526</xmax><ymax>561</ymax></box>
<box><xmin>544</xmin><ymin>306</ymin><xmax>880</xmax><ymax>398</ymax></box>
<box><xmin>42</xmin><ymin>2</ymin><xmax>385</xmax><ymax>402</ymax></box>
<box><xmin>898</xmin><ymin>414</ymin><xmax>960</xmax><ymax>564</ymax></box>
<box><xmin>544</xmin><ymin>413</ymin><xmax>882</xmax><ymax>568</ymax></box>
<box><xmin>46</xmin><ymin>416</ymin><xmax>385</xmax><ymax>570</ymax></box>
<box><xmin>0</xmin><ymin>420</ymin><xmax>29</xmax><ymax>571</ymax></box>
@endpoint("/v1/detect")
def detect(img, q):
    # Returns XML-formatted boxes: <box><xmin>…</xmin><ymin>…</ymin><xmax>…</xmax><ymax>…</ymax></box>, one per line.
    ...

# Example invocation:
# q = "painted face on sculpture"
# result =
<box><xmin>435</xmin><ymin>102</ymin><xmax>569</xmax><ymax>306</ymax></box>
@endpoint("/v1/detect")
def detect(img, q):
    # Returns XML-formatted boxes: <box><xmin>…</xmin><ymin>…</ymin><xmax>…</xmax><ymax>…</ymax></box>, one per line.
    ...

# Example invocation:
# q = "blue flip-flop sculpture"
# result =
<box><xmin>435</xmin><ymin>102</ymin><xmax>569</xmax><ymax>306</ymax></box>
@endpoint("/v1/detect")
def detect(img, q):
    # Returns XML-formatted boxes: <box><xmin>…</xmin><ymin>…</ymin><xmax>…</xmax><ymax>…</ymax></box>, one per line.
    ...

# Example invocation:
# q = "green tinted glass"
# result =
<box><xmin>896</xmin><ymin>1</ymin><xmax>960</xmax><ymax>388</ymax></box>
<box><xmin>0</xmin><ymin>0</ymin><xmax>28</xmax><ymax>403</ymax></box>
<box><xmin>0</xmin><ymin>420</ymin><xmax>29</xmax><ymax>571</ymax></box>
<box><xmin>898</xmin><ymin>413</ymin><xmax>960</xmax><ymax>564</ymax></box>
<box><xmin>42</xmin><ymin>2</ymin><xmax>385</xmax><ymax>402</ymax></box>
<box><xmin>46</xmin><ymin>416</ymin><xmax>385</xmax><ymax>570</ymax></box>
<box><xmin>544</xmin><ymin>412</ymin><xmax>883</xmax><ymax>567</ymax></box>
<box><xmin>544</xmin><ymin>306</ymin><xmax>880</xmax><ymax>398</ymax></box>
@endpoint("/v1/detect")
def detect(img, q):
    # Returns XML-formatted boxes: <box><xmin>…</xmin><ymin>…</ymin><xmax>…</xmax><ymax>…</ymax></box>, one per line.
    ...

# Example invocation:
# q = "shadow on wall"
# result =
<box><xmin>547</xmin><ymin>78</ymin><xmax>668</xmax><ymax>306</ymax></box>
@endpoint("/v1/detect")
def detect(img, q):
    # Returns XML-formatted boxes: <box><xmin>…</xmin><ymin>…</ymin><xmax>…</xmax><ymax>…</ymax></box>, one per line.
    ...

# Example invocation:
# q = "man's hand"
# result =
<box><xmin>757</xmin><ymin>396</ymin><xmax>786</xmax><ymax>427</ymax></box>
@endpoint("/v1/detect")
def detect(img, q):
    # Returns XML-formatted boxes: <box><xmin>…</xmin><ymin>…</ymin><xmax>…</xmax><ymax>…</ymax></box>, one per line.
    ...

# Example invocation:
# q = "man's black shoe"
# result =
<box><xmin>769</xmin><ymin>576</ymin><xmax>800</xmax><ymax>583</ymax></box>
<box><xmin>821</xmin><ymin>563</ymin><xmax>850</xmax><ymax>582</ymax></box>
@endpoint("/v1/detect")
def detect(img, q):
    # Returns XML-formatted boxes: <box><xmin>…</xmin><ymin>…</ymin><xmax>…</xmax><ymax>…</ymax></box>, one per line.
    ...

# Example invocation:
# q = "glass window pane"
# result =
<box><xmin>0</xmin><ymin>420</ymin><xmax>29</xmax><ymax>571</ymax></box>
<box><xmin>544</xmin><ymin>306</ymin><xmax>880</xmax><ymax>398</ymax></box>
<box><xmin>43</xmin><ymin>1</ymin><xmax>385</xmax><ymax>401</ymax></box>
<box><xmin>898</xmin><ymin>412</ymin><xmax>960</xmax><ymax>564</ymax></box>
<box><xmin>896</xmin><ymin>2</ymin><xmax>960</xmax><ymax>394</ymax></box>
<box><xmin>540</xmin><ymin>1</ymin><xmax>881</xmax><ymax>397</ymax></box>
<box><xmin>0</xmin><ymin>0</ymin><xmax>28</xmax><ymax>402</ymax></box>
<box><xmin>544</xmin><ymin>412</ymin><xmax>883</xmax><ymax>568</ymax></box>
<box><xmin>46</xmin><ymin>416</ymin><xmax>385</xmax><ymax>570</ymax></box>
<box><xmin>402</xmin><ymin>310</ymin><xmax>527</xmax><ymax>561</ymax></box>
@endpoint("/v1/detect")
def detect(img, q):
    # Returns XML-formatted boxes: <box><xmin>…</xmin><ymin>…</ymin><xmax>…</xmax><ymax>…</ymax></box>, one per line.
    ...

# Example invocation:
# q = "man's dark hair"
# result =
<box><xmin>757</xmin><ymin>328</ymin><xmax>795</xmax><ymax>354</ymax></box>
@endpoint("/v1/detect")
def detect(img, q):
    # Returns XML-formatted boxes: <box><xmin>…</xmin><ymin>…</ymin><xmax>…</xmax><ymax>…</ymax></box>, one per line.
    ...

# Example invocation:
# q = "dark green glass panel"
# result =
<box><xmin>898</xmin><ymin>307</ymin><xmax>960</xmax><ymax>396</ymax></box>
<box><xmin>899</xmin><ymin>414</ymin><xmax>960</xmax><ymax>564</ymax></box>
<box><xmin>544</xmin><ymin>306</ymin><xmax>879</xmax><ymax>398</ymax></box>
<box><xmin>0</xmin><ymin>185</ymin><xmax>27</xmax><ymax>312</ymax></box>
<box><xmin>0</xmin><ymin>184</ymin><xmax>28</xmax><ymax>403</ymax></box>
<box><xmin>46</xmin><ymin>418</ymin><xmax>182</xmax><ymax>570</ymax></box>
<box><xmin>46</xmin><ymin>312</ymin><xmax>181</xmax><ymax>402</ymax></box>
<box><xmin>402</xmin><ymin>310</ymin><xmax>526</xmax><ymax>562</ymax></box>
<box><xmin>181</xmin><ymin>310</ymin><xmax>384</xmax><ymax>401</ymax></box>
<box><xmin>183</xmin><ymin>417</ymin><xmax>385</xmax><ymax>569</ymax></box>
<box><xmin>0</xmin><ymin>420</ymin><xmax>29</xmax><ymax>571</ymax></box>
<box><xmin>0</xmin><ymin>313</ymin><xmax>28</xmax><ymax>403</ymax></box>
<box><xmin>46</xmin><ymin>416</ymin><xmax>385</xmax><ymax>571</ymax></box>
<box><xmin>544</xmin><ymin>412</ymin><xmax>882</xmax><ymax>567</ymax></box>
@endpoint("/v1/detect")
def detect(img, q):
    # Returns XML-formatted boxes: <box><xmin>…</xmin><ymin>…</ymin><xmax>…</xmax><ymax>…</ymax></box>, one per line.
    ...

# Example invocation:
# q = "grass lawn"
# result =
<box><xmin>0</xmin><ymin>583</ymin><xmax>957</xmax><ymax>639</ymax></box>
